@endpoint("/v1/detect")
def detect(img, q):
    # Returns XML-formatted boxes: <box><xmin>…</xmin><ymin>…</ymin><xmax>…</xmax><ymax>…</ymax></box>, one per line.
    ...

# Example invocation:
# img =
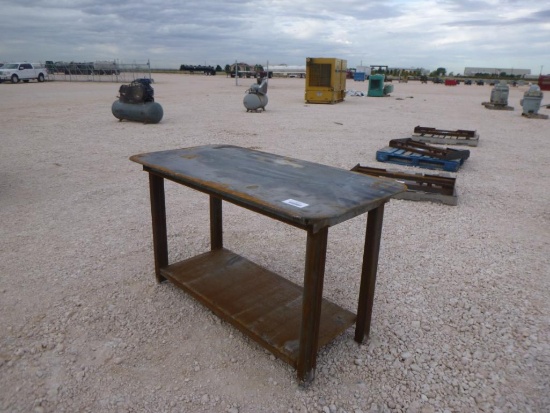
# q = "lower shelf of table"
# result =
<box><xmin>160</xmin><ymin>248</ymin><xmax>356</xmax><ymax>368</ymax></box>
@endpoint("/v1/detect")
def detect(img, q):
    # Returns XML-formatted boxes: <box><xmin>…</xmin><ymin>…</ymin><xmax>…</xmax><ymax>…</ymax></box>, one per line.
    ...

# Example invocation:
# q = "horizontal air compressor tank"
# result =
<box><xmin>243</xmin><ymin>93</ymin><xmax>268</xmax><ymax>111</ymax></box>
<box><xmin>112</xmin><ymin>101</ymin><xmax>164</xmax><ymax>124</ymax></box>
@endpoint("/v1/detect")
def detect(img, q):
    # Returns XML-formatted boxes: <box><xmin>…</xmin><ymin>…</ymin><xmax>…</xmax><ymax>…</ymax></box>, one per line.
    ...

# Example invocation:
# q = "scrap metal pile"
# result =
<box><xmin>351</xmin><ymin>165</ymin><xmax>458</xmax><ymax>206</ymax></box>
<box><xmin>388</xmin><ymin>138</ymin><xmax>470</xmax><ymax>162</ymax></box>
<box><xmin>376</xmin><ymin>137</ymin><xmax>470</xmax><ymax>172</ymax></box>
<box><xmin>352</xmin><ymin>126</ymin><xmax>479</xmax><ymax>206</ymax></box>
<box><xmin>412</xmin><ymin>126</ymin><xmax>479</xmax><ymax>146</ymax></box>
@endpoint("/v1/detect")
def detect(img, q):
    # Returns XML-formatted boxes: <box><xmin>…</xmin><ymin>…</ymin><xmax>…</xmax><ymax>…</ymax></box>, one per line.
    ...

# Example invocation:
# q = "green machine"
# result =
<box><xmin>368</xmin><ymin>74</ymin><xmax>394</xmax><ymax>97</ymax></box>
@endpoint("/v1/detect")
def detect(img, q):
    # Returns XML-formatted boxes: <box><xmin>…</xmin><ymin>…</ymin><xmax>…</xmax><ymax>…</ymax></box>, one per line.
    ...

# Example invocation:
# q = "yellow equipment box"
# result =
<box><xmin>305</xmin><ymin>58</ymin><xmax>347</xmax><ymax>104</ymax></box>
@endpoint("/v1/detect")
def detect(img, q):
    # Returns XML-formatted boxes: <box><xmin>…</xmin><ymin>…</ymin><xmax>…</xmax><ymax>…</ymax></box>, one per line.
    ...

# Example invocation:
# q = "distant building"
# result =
<box><xmin>390</xmin><ymin>67</ymin><xmax>430</xmax><ymax>75</ymax></box>
<box><xmin>464</xmin><ymin>67</ymin><xmax>531</xmax><ymax>76</ymax></box>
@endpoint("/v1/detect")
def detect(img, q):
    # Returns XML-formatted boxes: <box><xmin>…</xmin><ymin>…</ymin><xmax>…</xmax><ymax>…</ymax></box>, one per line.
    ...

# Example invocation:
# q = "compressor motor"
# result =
<box><xmin>118</xmin><ymin>78</ymin><xmax>155</xmax><ymax>104</ymax></box>
<box><xmin>482</xmin><ymin>82</ymin><xmax>514</xmax><ymax>110</ymax></box>
<box><xmin>520</xmin><ymin>85</ymin><xmax>547</xmax><ymax>118</ymax></box>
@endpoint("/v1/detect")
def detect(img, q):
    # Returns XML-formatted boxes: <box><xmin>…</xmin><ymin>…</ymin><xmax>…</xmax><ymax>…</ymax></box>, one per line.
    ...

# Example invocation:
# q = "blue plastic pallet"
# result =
<box><xmin>376</xmin><ymin>147</ymin><xmax>463</xmax><ymax>172</ymax></box>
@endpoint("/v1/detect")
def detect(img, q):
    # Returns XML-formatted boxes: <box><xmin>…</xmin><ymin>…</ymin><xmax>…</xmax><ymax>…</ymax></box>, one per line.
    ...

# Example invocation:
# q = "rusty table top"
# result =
<box><xmin>130</xmin><ymin>145</ymin><xmax>405</xmax><ymax>232</ymax></box>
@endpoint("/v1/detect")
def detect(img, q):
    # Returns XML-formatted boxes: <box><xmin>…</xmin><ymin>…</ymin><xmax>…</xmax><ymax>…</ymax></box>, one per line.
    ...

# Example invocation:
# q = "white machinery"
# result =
<box><xmin>243</xmin><ymin>78</ymin><xmax>268</xmax><ymax>112</ymax></box>
<box><xmin>520</xmin><ymin>85</ymin><xmax>547</xmax><ymax>118</ymax></box>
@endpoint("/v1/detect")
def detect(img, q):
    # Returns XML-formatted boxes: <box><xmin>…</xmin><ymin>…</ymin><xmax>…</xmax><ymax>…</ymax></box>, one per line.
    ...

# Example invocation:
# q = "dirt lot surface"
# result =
<box><xmin>1</xmin><ymin>74</ymin><xmax>549</xmax><ymax>413</ymax></box>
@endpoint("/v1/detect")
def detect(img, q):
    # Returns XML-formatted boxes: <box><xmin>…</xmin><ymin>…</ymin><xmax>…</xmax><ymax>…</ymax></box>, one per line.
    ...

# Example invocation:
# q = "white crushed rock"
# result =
<box><xmin>1</xmin><ymin>74</ymin><xmax>549</xmax><ymax>413</ymax></box>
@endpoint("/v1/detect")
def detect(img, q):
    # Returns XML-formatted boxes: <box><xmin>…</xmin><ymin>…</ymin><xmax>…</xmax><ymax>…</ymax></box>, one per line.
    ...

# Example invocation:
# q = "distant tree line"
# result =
<box><xmin>222</xmin><ymin>63</ymin><xmax>272</xmax><ymax>78</ymax></box>
<box><xmin>429</xmin><ymin>67</ymin><xmax>447</xmax><ymax>77</ymax></box>
<box><xmin>427</xmin><ymin>68</ymin><xmax>525</xmax><ymax>79</ymax></box>
<box><xmin>180</xmin><ymin>63</ymin><xmax>276</xmax><ymax>77</ymax></box>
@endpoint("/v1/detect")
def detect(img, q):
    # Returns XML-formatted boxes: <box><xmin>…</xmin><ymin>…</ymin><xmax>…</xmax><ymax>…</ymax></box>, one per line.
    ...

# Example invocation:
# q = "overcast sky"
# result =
<box><xmin>1</xmin><ymin>0</ymin><xmax>549</xmax><ymax>75</ymax></box>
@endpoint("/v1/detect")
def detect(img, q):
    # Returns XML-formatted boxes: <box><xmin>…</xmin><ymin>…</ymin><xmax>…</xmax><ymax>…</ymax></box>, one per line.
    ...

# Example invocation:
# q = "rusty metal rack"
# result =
<box><xmin>412</xmin><ymin>126</ymin><xmax>480</xmax><ymax>147</ymax></box>
<box><xmin>389</xmin><ymin>138</ymin><xmax>470</xmax><ymax>161</ymax></box>
<box><xmin>351</xmin><ymin>164</ymin><xmax>458</xmax><ymax>206</ymax></box>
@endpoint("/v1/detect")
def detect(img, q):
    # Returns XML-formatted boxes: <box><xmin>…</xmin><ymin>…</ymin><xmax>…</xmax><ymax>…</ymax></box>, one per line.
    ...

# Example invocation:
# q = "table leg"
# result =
<box><xmin>355</xmin><ymin>203</ymin><xmax>385</xmax><ymax>343</ymax></box>
<box><xmin>148</xmin><ymin>173</ymin><xmax>168</xmax><ymax>283</ymax></box>
<box><xmin>297</xmin><ymin>227</ymin><xmax>328</xmax><ymax>384</ymax></box>
<box><xmin>210</xmin><ymin>195</ymin><xmax>223</xmax><ymax>250</ymax></box>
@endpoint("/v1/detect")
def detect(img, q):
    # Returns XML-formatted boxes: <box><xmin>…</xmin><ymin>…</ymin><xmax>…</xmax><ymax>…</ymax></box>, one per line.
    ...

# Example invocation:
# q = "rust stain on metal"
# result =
<box><xmin>160</xmin><ymin>249</ymin><xmax>356</xmax><ymax>371</ymax></box>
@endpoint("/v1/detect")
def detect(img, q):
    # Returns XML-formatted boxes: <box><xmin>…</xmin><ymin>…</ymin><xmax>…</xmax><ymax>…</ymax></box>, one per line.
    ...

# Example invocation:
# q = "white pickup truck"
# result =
<box><xmin>0</xmin><ymin>62</ymin><xmax>48</xmax><ymax>83</ymax></box>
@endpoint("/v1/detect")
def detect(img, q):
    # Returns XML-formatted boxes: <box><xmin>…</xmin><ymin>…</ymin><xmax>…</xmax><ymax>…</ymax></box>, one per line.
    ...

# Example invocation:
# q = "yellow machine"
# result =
<box><xmin>305</xmin><ymin>57</ymin><xmax>347</xmax><ymax>104</ymax></box>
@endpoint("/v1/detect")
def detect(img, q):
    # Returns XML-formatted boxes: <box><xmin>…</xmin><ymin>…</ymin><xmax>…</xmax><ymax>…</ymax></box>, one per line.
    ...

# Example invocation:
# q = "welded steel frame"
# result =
<box><xmin>146</xmin><ymin>171</ymin><xmax>386</xmax><ymax>383</ymax></box>
<box><xmin>140</xmin><ymin>157</ymin><xmax>393</xmax><ymax>385</ymax></box>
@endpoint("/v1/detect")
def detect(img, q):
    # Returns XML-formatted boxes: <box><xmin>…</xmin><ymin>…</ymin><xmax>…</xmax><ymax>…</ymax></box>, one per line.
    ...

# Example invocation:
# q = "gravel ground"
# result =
<box><xmin>1</xmin><ymin>74</ymin><xmax>549</xmax><ymax>413</ymax></box>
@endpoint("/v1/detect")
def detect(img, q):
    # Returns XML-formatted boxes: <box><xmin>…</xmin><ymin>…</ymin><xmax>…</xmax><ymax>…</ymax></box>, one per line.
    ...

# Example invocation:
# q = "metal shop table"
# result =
<box><xmin>130</xmin><ymin>145</ymin><xmax>405</xmax><ymax>384</ymax></box>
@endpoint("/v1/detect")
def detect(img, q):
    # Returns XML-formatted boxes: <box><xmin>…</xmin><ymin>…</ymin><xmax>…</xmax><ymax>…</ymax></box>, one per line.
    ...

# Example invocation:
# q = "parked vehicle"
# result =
<box><xmin>538</xmin><ymin>75</ymin><xmax>550</xmax><ymax>91</ymax></box>
<box><xmin>180</xmin><ymin>64</ymin><xmax>216</xmax><ymax>75</ymax></box>
<box><xmin>0</xmin><ymin>62</ymin><xmax>48</xmax><ymax>83</ymax></box>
